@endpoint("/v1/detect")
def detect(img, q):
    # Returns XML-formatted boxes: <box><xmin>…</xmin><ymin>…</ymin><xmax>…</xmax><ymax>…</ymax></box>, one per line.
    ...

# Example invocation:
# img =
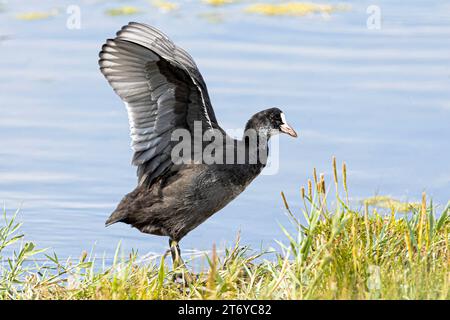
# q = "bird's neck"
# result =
<box><xmin>243</xmin><ymin>122</ymin><xmax>270</xmax><ymax>168</ymax></box>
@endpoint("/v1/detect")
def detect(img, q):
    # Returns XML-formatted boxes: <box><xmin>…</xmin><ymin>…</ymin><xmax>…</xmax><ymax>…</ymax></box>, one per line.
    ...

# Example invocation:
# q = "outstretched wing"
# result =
<box><xmin>99</xmin><ymin>22</ymin><xmax>221</xmax><ymax>186</ymax></box>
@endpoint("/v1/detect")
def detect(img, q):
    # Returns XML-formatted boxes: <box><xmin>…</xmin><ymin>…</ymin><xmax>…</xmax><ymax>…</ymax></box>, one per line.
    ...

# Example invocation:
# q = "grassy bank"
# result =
<box><xmin>1</xmin><ymin>159</ymin><xmax>449</xmax><ymax>300</ymax></box>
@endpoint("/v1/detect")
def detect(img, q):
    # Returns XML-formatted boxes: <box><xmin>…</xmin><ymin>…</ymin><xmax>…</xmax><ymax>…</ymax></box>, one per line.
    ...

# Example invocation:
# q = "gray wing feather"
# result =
<box><xmin>99</xmin><ymin>22</ymin><xmax>220</xmax><ymax>186</ymax></box>
<box><xmin>117</xmin><ymin>22</ymin><xmax>218</xmax><ymax>125</ymax></box>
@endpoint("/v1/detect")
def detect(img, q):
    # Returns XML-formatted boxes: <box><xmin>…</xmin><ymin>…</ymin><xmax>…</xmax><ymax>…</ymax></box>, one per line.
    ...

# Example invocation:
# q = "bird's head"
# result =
<box><xmin>245</xmin><ymin>107</ymin><xmax>298</xmax><ymax>139</ymax></box>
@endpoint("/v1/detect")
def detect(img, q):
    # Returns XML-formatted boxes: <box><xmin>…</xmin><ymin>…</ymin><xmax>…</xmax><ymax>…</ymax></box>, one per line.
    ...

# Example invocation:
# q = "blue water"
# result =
<box><xmin>0</xmin><ymin>0</ymin><xmax>449</xmax><ymax>259</ymax></box>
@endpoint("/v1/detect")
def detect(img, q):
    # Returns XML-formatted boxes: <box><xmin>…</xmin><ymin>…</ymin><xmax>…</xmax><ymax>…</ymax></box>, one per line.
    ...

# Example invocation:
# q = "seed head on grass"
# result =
<box><xmin>332</xmin><ymin>156</ymin><xmax>338</xmax><ymax>185</ymax></box>
<box><xmin>307</xmin><ymin>179</ymin><xmax>313</xmax><ymax>199</ymax></box>
<box><xmin>342</xmin><ymin>162</ymin><xmax>349</xmax><ymax>203</ymax></box>
<box><xmin>319</xmin><ymin>173</ymin><xmax>325</xmax><ymax>194</ymax></box>
<box><xmin>313</xmin><ymin>168</ymin><xmax>318</xmax><ymax>190</ymax></box>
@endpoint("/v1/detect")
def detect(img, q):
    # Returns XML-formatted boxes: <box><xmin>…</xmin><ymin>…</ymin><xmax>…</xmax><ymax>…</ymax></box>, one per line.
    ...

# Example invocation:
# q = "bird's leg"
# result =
<box><xmin>169</xmin><ymin>238</ymin><xmax>184</xmax><ymax>269</ymax></box>
<box><xmin>169</xmin><ymin>239</ymin><xmax>193</xmax><ymax>284</ymax></box>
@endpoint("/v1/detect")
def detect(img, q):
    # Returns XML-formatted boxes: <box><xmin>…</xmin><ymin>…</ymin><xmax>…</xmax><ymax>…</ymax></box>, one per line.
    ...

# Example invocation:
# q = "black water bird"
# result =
<box><xmin>99</xmin><ymin>22</ymin><xmax>297</xmax><ymax>267</ymax></box>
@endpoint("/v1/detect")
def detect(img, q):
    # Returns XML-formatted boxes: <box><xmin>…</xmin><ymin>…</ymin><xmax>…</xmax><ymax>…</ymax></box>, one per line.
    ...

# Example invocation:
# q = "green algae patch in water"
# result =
<box><xmin>245</xmin><ymin>2</ymin><xmax>350</xmax><ymax>17</ymax></box>
<box><xmin>16</xmin><ymin>9</ymin><xmax>58</xmax><ymax>21</ymax></box>
<box><xmin>105</xmin><ymin>6</ymin><xmax>142</xmax><ymax>16</ymax></box>
<box><xmin>151</xmin><ymin>0</ymin><xmax>179</xmax><ymax>12</ymax></box>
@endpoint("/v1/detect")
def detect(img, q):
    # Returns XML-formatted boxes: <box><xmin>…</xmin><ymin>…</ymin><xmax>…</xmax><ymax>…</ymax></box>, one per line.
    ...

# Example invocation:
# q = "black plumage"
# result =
<box><xmin>99</xmin><ymin>22</ymin><xmax>297</xmax><ymax>267</ymax></box>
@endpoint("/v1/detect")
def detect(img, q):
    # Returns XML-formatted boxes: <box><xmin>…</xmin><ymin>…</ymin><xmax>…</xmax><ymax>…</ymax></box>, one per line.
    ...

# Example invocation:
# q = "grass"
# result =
<box><xmin>0</xmin><ymin>158</ymin><xmax>449</xmax><ymax>300</ymax></box>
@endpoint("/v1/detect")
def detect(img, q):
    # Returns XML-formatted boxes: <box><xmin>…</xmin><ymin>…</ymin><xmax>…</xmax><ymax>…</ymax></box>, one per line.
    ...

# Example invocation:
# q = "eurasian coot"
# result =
<box><xmin>99</xmin><ymin>22</ymin><xmax>297</xmax><ymax>267</ymax></box>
